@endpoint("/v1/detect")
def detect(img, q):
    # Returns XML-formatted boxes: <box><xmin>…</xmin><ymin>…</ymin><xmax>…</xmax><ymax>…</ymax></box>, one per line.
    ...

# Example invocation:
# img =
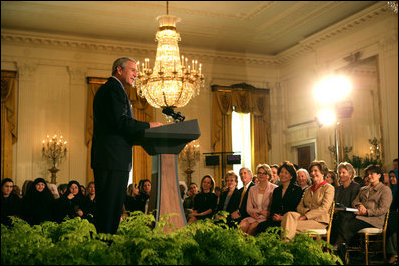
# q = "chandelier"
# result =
<box><xmin>136</xmin><ymin>1</ymin><xmax>204</xmax><ymax>110</ymax></box>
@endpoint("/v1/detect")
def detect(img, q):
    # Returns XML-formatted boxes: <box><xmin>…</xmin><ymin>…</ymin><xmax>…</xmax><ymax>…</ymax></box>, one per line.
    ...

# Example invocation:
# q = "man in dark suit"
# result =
<box><xmin>228</xmin><ymin>167</ymin><xmax>255</xmax><ymax>226</ymax></box>
<box><xmin>91</xmin><ymin>57</ymin><xmax>162</xmax><ymax>234</ymax></box>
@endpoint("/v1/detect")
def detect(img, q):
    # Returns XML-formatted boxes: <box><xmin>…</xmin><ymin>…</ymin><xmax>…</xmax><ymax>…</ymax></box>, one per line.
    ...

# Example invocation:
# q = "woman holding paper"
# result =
<box><xmin>334</xmin><ymin>164</ymin><xmax>392</xmax><ymax>256</ymax></box>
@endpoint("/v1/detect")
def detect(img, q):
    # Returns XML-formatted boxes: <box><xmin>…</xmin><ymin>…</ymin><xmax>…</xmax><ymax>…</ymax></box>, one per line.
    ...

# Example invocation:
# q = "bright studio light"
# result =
<box><xmin>317</xmin><ymin>108</ymin><xmax>336</xmax><ymax>126</ymax></box>
<box><xmin>313</xmin><ymin>75</ymin><xmax>352</xmax><ymax>104</ymax></box>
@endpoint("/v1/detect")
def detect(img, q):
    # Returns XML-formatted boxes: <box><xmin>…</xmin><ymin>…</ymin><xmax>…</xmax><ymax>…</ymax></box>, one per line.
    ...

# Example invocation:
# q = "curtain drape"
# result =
<box><xmin>211</xmin><ymin>91</ymin><xmax>233</xmax><ymax>187</ymax></box>
<box><xmin>1</xmin><ymin>71</ymin><xmax>17</xmax><ymax>180</ymax></box>
<box><xmin>86</xmin><ymin>77</ymin><xmax>153</xmax><ymax>185</ymax></box>
<box><xmin>211</xmin><ymin>83</ymin><xmax>270</xmax><ymax>184</ymax></box>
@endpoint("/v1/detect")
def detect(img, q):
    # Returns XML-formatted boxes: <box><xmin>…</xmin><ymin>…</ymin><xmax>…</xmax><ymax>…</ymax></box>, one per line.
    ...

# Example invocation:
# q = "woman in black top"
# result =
<box><xmin>56</xmin><ymin>180</ymin><xmax>89</xmax><ymax>222</ymax></box>
<box><xmin>331</xmin><ymin>162</ymin><xmax>361</xmax><ymax>245</ymax></box>
<box><xmin>256</xmin><ymin>161</ymin><xmax>303</xmax><ymax>234</ymax></box>
<box><xmin>85</xmin><ymin>181</ymin><xmax>96</xmax><ymax>223</ymax></box>
<box><xmin>1</xmin><ymin>178</ymin><xmax>22</xmax><ymax>226</ymax></box>
<box><xmin>215</xmin><ymin>171</ymin><xmax>240</xmax><ymax>225</ymax></box>
<box><xmin>188</xmin><ymin>175</ymin><xmax>218</xmax><ymax>223</ymax></box>
<box><xmin>22</xmin><ymin>177</ymin><xmax>56</xmax><ymax>225</ymax></box>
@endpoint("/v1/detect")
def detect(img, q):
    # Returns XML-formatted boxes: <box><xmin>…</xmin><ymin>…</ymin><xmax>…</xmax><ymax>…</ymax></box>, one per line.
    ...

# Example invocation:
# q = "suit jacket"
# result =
<box><xmin>352</xmin><ymin>182</ymin><xmax>392</xmax><ymax>228</ymax></box>
<box><xmin>297</xmin><ymin>183</ymin><xmax>334</xmax><ymax>224</ymax></box>
<box><xmin>269</xmin><ymin>183</ymin><xmax>303</xmax><ymax>217</ymax></box>
<box><xmin>217</xmin><ymin>188</ymin><xmax>241</xmax><ymax>214</ymax></box>
<box><xmin>91</xmin><ymin>77</ymin><xmax>150</xmax><ymax>171</ymax></box>
<box><xmin>238</xmin><ymin>182</ymin><xmax>255</xmax><ymax>218</ymax></box>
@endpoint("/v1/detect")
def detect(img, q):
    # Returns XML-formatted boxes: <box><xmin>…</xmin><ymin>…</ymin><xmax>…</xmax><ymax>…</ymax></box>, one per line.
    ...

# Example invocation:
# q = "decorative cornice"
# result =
<box><xmin>1</xmin><ymin>29</ymin><xmax>278</xmax><ymax>66</ymax></box>
<box><xmin>1</xmin><ymin>2</ymin><xmax>392</xmax><ymax>66</ymax></box>
<box><xmin>276</xmin><ymin>2</ymin><xmax>390</xmax><ymax>64</ymax></box>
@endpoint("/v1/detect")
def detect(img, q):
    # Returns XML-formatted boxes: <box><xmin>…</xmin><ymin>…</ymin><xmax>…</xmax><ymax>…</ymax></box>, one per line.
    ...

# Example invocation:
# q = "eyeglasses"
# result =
<box><xmin>257</xmin><ymin>172</ymin><xmax>267</xmax><ymax>175</ymax></box>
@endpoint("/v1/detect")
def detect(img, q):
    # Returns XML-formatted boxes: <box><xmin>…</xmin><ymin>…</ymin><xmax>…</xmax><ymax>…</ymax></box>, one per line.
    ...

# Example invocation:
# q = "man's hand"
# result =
<box><xmin>149</xmin><ymin>122</ymin><xmax>163</xmax><ymax>128</ymax></box>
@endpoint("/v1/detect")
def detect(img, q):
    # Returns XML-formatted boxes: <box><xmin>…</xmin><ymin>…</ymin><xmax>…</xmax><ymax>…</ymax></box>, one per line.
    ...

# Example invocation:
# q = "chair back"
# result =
<box><xmin>325</xmin><ymin>201</ymin><xmax>335</xmax><ymax>243</ymax></box>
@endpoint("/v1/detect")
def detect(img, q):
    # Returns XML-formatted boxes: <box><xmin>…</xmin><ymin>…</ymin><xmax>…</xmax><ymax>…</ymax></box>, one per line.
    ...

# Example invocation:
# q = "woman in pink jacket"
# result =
<box><xmin>239</xmin><ymin>164</ymin><xmax>277</xmax><ymax>235</ymax></box>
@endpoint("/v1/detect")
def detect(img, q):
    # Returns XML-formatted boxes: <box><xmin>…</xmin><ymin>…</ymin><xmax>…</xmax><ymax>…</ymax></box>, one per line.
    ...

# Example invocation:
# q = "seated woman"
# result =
<box><xmin>256</xmin><ymin>161</ymin><xmax>303</xmax><ymax>234</ymax></box>
<box><xmin>335</xmin><ymin>164</ymin><xmax>392</xmax><ymax>253</ymax></box>
<box><xmin>56</xmin><ymin>180</ymin><xmax>90</xmax><ymax>222</ymax></box>
<box><xmin>215</xmin><ymin>171</ymin><xmax>240</xmax><ymax>222</ymax></box>
<box><xmin>296</xmin><ymin>168</ymin><xmax>311</xmax><ymax>192</ymax></box>
<box><xmin>22</xmin><ymin>177</ymin><xmax>56</xmax><ymax>225</ymax></box>
<box><xmin>281</xmin><ymin>160</ymin><xmax>334</xmax><ymax>241</ymax></box>
<box><xmin>239</xmin><ymin>164</ymin><xmax>277</xmax><ymax>236</ymax></box>
<box><xmin>85</xmin><ymin>181</ymin><xmax>96</xmax><ymax>223</ymax></box>
<box><xmin>1</xmin><ymin>178</ymin><xmax>22</xmax><ymax>226</ymax></box>
<box><xmin>326</xmin><ymin>170</ymin><xmax>340</xmax><ymax>188</ymax></box>
<box><xmin>188</xmin><ymin>175</ymin><xmax>218</xmax><ymax>223</ymax></box>
<box><xmin>331</xmin><ymin>162</ymin><xmax>361</xmax><ymax>244</ymax></box>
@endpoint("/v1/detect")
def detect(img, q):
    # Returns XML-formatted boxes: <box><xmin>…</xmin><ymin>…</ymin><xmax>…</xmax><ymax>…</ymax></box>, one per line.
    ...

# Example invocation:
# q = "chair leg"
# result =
<box><xmin>383</xmin><ymin>234</ymin><xmax>387</xmax><ymax>262</ymax></box>
<box><xmin>365</xmin><ymin>234</ymin><xmax>369</xmax><ymax>265</ymax></box>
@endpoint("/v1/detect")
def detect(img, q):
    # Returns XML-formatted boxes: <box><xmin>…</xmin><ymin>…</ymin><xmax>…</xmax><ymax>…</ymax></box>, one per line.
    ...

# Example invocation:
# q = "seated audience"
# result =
<box><xmin>188</xmin><ymin>175</ymin><xmax>218</xmax><ymax>223</ymax></box>
<box><xmin>326</xmin><ymin>170</ymin><xmax>339</xmax><ymax>188</ymax></box>
<box><xmin>179</xmin><ymin>181</ymin><xmax>188</xmax><ymax>202</ymax></box>
<box><xmin>229</xmin><ymin>167</ymin><xmax>255</xmax><ymax>226</ymax></box>
<box><xmin>56</xmin><ymin>180</ymin><xmax>90</xmax><ymax>222</ymax></box>
<box><xmin>57</xmin><ymin>183</ymin><xmax>68</xmax><ymax>197</ymax></box>
<box><xmin>85</xmin><ymin>181</ymin><xmax>96</xmax><ymax>223</ymax></box>
<box><xmin>215</xmin><ymin>171</ymin><xmax>240</xmax><ymax>221</ymax></box>
<box><xmin>21</xmin><ymin>180</ymin><xmax>33</xmax><ymax>198</ymax></box>
<box><xmin>239</xmin><ymin>164</ymin><xmax>277</xmax><ymax>235</ymax></box>
<box><xmin>183</xmin><ymin>182</ymin><xmax>199</xmax><ymax>220</ymax></box>
<box><xmin>124</xmin><ymin>182</ymin><xmax>143</xmax><ymax>214</ymax></box>
<box><xmin>270</xmin><ymin>164</ymin><xmax>280</xmax><ymax>185</ymax></box>
<box><xmin>296</xmin><ymin>168</ymin><xmax>312</xmax><ymax>192</ymax></box>
<box><xmin>331</xmin><ymin>162</ymin><xmax>361</xmax><ymax>244</ymax></box>
<box><xmin>257</xmin><ymin>161</ymin><xmax>303</xmax><ymax>234</ymax></box>
<box><xmin>1</xmin><ymin>178</ymin><xmax>22</xmax><ymax>226</ymax></box>
<box><xmin>48</xmin><ymin>183</ymin><xmax>60</xmax><ymax>199</ymax></box>
<box><xmin>281</xmin><ymin>160</ymin><xmax>334</xmax><ymax>241</ymax></box>
<box><xmin>22</xmin><ymin>177</ymin><xmax>56</xmax><ymax>225</ymax></box>
<box><xmin>387</xmin><ymin>169</ymin><xmax>398</xmax><ymax>264</ymax></box>
<box><xmin>252</xmin><ymin>175</ymin><xmax>259</xmax><ymax>185</ymax></box>
<box><xmin>335</xmin><ymin>164</ymin><xmax>392</xmax><ymax>259</ymax></box>
<box><xmin>12</xmin><ymin>184</ymin><xmax>21</xmax><ymax>198</ymax></box>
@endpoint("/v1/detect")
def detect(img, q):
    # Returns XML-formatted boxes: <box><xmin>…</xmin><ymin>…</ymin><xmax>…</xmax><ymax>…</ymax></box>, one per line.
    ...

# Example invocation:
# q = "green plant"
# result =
<box><xmin>2</xmin><ymin>214</ymin><xmax>342</xmax><ymax>265</ymax></box>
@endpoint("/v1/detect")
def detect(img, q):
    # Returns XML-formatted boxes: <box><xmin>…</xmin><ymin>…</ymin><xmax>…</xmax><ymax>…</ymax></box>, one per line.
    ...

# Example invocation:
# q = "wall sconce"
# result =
<box><xmin>178</xmin><ymin>139</ymin><xmax>200</xmax><ymax>185</ymax></box>
<box><xmin>42</xmin><ymin>134</ymin><xmax>67</xmax><ymax>184</ymax></box>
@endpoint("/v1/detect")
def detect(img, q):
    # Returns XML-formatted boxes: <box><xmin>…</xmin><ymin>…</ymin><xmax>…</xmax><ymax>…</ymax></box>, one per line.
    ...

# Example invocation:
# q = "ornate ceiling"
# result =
<box><xmin>1</xmin><ymin>1</ymin><xmax>381</xmax><ymax>56</ymax></box>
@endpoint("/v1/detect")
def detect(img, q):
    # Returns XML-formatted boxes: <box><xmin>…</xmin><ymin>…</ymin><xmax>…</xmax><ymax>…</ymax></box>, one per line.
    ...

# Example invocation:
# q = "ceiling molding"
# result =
<box><xmin>1</xmin><ymin>28</ymin><xmax>278</xmax><ymax>66</ymax></box>
<box><xmin>276</xmin><ymin>2</ymin><xmax>389</xmax><ymax>64</ymax></box>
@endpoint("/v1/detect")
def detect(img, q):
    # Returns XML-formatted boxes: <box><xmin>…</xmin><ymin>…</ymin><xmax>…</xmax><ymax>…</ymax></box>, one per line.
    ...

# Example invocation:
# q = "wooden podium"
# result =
<box><xmin>135</xmin><ymin>119</ymin><xmax>200</xmax><ymax>228</ymax></box>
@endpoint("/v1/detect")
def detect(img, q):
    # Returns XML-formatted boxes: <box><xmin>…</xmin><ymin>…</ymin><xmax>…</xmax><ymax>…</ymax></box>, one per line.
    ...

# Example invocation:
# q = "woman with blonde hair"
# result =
<box><xmin>239</xmin><ymin>164</ymin><xmax>277</xmax><ymax>235</ymax></box>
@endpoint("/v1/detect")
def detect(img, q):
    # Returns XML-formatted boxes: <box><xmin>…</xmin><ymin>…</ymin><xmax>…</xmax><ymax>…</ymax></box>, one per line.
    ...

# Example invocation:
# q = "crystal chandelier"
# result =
<box><xmin>136</xmin><ymin>1</ymin><xmax>204</xmax><ymax>109</ymax></box>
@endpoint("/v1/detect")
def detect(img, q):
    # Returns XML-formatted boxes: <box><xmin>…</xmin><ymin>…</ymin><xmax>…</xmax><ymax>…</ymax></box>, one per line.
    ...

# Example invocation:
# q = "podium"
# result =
<box><xmin>135</xmin><ymin>119</ymin><xmax>200</xmax><ymax>228</ymax></box>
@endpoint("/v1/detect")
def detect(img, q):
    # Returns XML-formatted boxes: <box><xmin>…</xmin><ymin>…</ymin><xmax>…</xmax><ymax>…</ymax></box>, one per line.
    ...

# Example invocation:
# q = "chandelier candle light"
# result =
<box><xmin>178</xmin><ymin>139</ymin><xmax>200</xmax><ymax>185</ymax></box>
<box><xmin>136</xmin><ymin>1</ymin><xmax>204</xmax><ymax>112</ymax></box>
<box><xmin>42</xmin><ymin>134</ymin><xmax>67</xmax><ymax>184</ymax></box>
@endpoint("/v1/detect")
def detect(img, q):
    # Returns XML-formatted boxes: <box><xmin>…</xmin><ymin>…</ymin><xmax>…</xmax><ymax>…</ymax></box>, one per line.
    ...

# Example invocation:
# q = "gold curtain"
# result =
<box><xmin>86</xmin><ymin>77</ymin><xmax>153</xmax><ymax>185</ymax></box>
<box><xmin>86</xmin><ymin>78</ymin><xmax>106</xmax><ymax>184</ymax></box>
<box><xmin>211</xmin><ymin>84</ymin><xmax>270</xmax><ymax>180</ymax></box>
<box><xmin>126</xmin><ymin>86</ymin><xmax>153</xmax><ymax>185</ymax></box>
<box><xmin>251</xmin><ymin>91</ymin><xmax>271</xmax><ymax>170</ymax></box>
<box><xmin>1</xmin><ymin>71</ymin><xmax>17</xmax><ymax>180</ymax></box>
<box><xmin>211</xmin><ymin>91</ymin><xmax>233</xmax><ymax>187</ymax></box>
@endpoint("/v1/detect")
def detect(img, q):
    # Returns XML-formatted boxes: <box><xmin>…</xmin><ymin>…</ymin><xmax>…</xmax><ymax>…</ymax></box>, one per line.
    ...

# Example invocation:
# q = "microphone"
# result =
<box><xmin>162</xmin><ymin>107</ymin><xmax>185</xmax><ymax>122</ymax></box>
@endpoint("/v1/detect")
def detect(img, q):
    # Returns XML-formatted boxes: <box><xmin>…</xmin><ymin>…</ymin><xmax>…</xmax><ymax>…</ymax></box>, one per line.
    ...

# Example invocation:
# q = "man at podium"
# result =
<box><xmin>91</xmin><ymin>57</ymin><xmax>162</xmax><ymax>235</ymax></box>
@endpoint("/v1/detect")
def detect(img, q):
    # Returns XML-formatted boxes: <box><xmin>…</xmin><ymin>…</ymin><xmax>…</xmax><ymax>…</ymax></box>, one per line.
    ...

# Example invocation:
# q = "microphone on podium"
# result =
<box><xmin>162</xmin><ymin>107</ymin><xmax>185</xmax><ymax>123</ymax></box>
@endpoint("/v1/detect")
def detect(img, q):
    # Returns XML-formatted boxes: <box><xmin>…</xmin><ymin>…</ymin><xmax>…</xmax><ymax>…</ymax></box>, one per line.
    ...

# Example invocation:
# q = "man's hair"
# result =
<box><xmin>112</xmin><ymin>57</ymin><xmax>136</xmax><ymax>75</ymax></box>
<box><xmin>239</xmin><ymin>167</ymin><xmax>252</xmax><ymax>176</ymax></box>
